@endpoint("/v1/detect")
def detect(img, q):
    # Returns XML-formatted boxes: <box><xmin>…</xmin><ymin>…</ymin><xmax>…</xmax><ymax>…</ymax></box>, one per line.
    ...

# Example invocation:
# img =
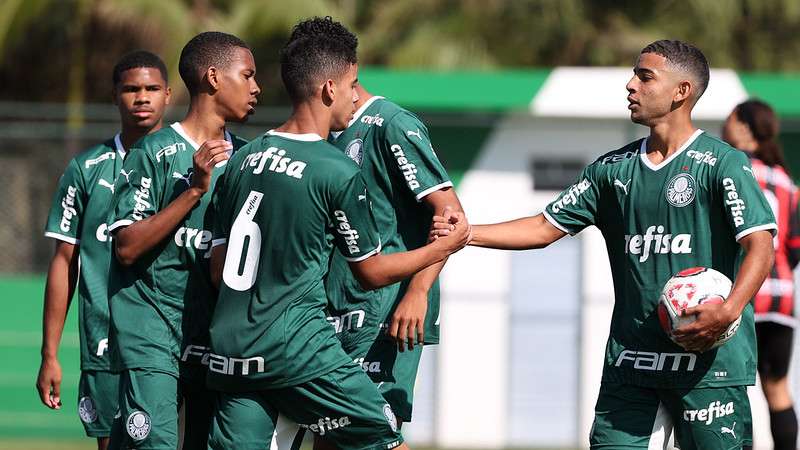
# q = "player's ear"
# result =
<box><xmin>674</xmin><ymin>79</ymin><xmax>692</xmax><ymax>103</ymax></box>
<box><xmin>321</xmin><ymin>79</ymin><xmax>335</xmax><ymax>107</ymax></box>
<box><xmin>111</xmin><ymin>85</ymin><xmax>119</xmax><ymax>106</ymax></box>
<box><xmin>206</xmin><ymin>66</ymin><xmax>220</xmax><ymax>92</ymax></box>
<box><xmin>164</xmin><ymin>86</ymin><xmax>172</xmax><ymax>105</ymax></box>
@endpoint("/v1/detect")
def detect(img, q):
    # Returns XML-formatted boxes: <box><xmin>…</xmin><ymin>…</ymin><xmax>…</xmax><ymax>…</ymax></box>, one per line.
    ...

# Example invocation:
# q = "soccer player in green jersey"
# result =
<box><xmin>106</xmin><ymin>32</ymin><xmax>259</xmax><ymax>449</ymax></box>
<box><xmin>283</xmin><ymin>19</ymin><xmax>464</xmax><ymax>436</ymax></box>
<box><xmin>205</xmin><ymin>18</ymin><xmax>469</xmax><ymax>450</ymax></box>
<box><xmin>38</xmin><ymin>50</ymin><xmax>170</xmax><ymax>450</ymax></box>
<box><xmin>434</xmin><ymin>40</ymin><xmax>775</xmax><ymax>450</ymax></box>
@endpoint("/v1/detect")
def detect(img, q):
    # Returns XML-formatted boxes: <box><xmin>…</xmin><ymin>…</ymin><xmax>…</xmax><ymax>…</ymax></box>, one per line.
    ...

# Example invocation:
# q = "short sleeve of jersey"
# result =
<box><xmin>384</xmin><ymin>112</ymin><xmax>453</xmax><ymax>201</ymax></box>
<box><xmin>543</xmin><ymin>165</ymin><xmax>601</xmax><ymax>235</ymax></box>
<box><xmin>108</xmin><ymin>148</ymin><xmax>161</xmax><ymax>233</ymax></box>
<box><xmin>716</xmin><ymin>150</ymin><xmax>777</xmax><ymax>241</ymax></box>
<box><xmin>44</xmin><ymin>159</ymin><xmax>87</xmax><ymax>244</ymax></box>
<box><xmin>330</xmin><ymin>173</ymin><xmax>382</xmax><ymax>262</ymax></box>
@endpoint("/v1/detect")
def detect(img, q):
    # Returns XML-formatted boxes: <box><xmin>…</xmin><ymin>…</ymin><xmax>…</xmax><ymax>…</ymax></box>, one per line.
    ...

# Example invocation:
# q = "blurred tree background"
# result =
<box><xmin>1</xmin><ymin>0</ymin><xmax>798</xmax><ymax>107</ymax></box>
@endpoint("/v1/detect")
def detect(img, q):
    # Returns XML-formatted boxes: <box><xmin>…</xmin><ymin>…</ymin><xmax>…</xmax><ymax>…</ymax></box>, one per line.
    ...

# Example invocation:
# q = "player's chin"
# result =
<box><xmin>132</xmin><ymin>117</ymin><xmax>159</xmax><ymax>129</ymax></box>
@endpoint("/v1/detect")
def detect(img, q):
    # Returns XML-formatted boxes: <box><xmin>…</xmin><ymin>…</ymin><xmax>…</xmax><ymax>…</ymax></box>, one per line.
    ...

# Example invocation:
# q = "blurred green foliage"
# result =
<box><xmin>1</xmin><ymin>0</ymin><xmax>799</xmax><ymax>106</ymax></box>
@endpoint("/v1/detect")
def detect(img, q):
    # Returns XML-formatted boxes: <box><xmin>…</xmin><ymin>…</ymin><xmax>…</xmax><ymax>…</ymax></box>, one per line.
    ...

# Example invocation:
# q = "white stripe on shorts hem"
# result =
<box><xmin>271</xmin><ymin>414</ymin><xmax>302</xmax><ymax>450</ymax></box>
<box><xmin>648</xmin><ymin>401</ymin><xmax>673</xmax><ymax>450</ymax></box>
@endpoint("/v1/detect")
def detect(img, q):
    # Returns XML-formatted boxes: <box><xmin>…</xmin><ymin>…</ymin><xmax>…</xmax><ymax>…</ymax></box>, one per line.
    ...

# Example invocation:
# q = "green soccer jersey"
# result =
<box><xmin>207</xmin><ymin>130</ymin><xmax>382</xmax><ymax>391</ymax></box>
<box><xmin>107</xmin><ymin>123</ymin><xmax>246</xmax><ymax>376</ymax></box>
<box><xmin>44</xmin><ymin>134</ymin><xmax>127</xmax><ymax>370</ymax></box>
<box><xmin>545</xmin><ymin>130</ymin><xmax>776</xmax><ymax>388</ymax></box>
<box><xmin>327</xmin><ymin>97</ymin><xmax>452</xmax><ymax>343</ymax></box>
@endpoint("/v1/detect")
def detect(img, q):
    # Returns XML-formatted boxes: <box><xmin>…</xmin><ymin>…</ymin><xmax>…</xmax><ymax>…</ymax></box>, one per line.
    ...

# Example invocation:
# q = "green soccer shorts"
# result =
<box><xmin>78</xmin><ymin>370</ymin><xmax>120</xmax><ymax>437</ymax></box>
<box><xmin>591</xmin><ymin>382</ymin><xmax>752</xmax><ymax>450</ymax></box>
<box><xmin>108</xmin><ymin>368</ymin><xmax>179</xmax><ymax>450</ymax></box>
<box><xmin>326</xmin><ymin>300</ymin><xmax>424</xmax><ymax>423</ymax></box>
<box><xmin>208</xmin><ymin>363</ymin><xmax>403</xmax><ymax>450</ymax></box>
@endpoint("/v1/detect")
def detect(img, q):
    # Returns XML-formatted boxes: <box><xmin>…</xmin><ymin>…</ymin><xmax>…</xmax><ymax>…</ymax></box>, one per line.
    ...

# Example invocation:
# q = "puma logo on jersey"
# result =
<box><xmin>742</xmin><ymin>166</ymin><xmax>755</xmax><ymax>178</ymax></box>
<box><xmin>85</xmin><ymin>152</ymin><xmax>115</xmax><ymax>168</ymax></box>
<box><xmin>721</xmin><ymin>422</ymin><xmax>736</xmax><ymax>438</ymax></box>
<box><xmin>242</xmin><ymin>147</ymin><xmax>307</xmax><ymax>179</ymax></box>
<box><xmin>97</xmin><ymin>179</ymin><xmax>115</xmax><ymax>193</ymax></box>
<box><xmin>407</xmin><ymin>129</ymin><xmax>423</xmax><ymax>140</ymax></box>
<box><xmin>59</xmin><ymin>186</ymin><xmax>78</xmax><ymax>233</ymax></box>
<box><xmin>172</xmin><ymin>169</ymin><xmax>193</xmax><ymax>186</ymax></box>
<box><xmin>614</xmin><ymin>179</ymin><xmax>631</xmax><ymax>195</ymax></box>
<box><xmin>358</xmin><ymin>189</ymin><xmax>367</xmax><ymax>202</ymax></box>
<box><xmin>120</xmin><ymin>169</ymin><xmax>134</xmax><ymax>183</ymax></box>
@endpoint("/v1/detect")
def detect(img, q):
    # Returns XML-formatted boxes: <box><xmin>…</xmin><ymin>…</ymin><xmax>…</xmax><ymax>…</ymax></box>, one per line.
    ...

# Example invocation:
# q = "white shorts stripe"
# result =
<box><xmin>270</xmin><ymin>414</ymin><xmax>302</xmax><ymax>450</ymax></box>
<box><xmin>647</xmin><ymin>401</ymin><xmax>673</xmax><ymax>450</ymax></box>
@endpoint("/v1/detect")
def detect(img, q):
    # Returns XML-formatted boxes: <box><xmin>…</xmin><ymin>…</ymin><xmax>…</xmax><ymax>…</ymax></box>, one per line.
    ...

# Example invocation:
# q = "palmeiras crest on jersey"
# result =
<box><xmin>345</xmin><ymin>139</ymin><xmax>364</xmax><ymax>165</ymax></box>
<box><xmin>126</xmin><ymin>410</ymin><xmax>151</xmax><ymax>441</ymax></box>
<box><xmin>78</xmin><ymin>396</ymin><xmax>98</xmax><ymax>423</ymax></box>
<box><xmin>666</xmin><ymin>173</ymin><xmax>696</xmax><ymax>207</ymax></box>
<box><xmin>383</xmin><ymin>404</ymin><xmax>398</xmax><ymax>432</ymax></box>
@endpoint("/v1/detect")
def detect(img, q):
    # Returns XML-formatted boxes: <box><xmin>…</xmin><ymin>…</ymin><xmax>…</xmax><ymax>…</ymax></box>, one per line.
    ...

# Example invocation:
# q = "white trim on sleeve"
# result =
<box><xmin>211</xmin><ymin>238</ymin><xmax>228</xmax><ymax>248</ymax></box>
<box><xmin>341</xmin><ymin>242</ymin><xmax>382</xmax><ymax>262</ymax></box>
<box><xmin>44</xmin><ymin>232</ymin><xmax>79</xmax><ymax>245</ymax></box>
<box><xmin>415</xmin><ymin>181</ymin><xmax>454</xmax><ymax>202</ymax></box>
<box><xmin>542</xmin><ymin>211</ymin><xmax>574</xmax><ymax>235</ymax></box>
<box><xmin>108</xmin><ymin>219</ymin><xmax>135</xmax><ymax>233</ymax></box>
<box><xmin>735</xmin><ymin>223</ymin><xmax>777</xmax><ymax>242</ymax></box>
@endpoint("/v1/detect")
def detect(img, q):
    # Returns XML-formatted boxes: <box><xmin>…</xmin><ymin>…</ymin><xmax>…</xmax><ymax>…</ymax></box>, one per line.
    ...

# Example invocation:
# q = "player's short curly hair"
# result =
<box><xmin>280</xmin><ymin>16</ymin><xmax>358</xmax><ymax>102</ymax></box>
<box><xmin>641</xmin><ymin>40</ymin><xmax>709</xmax><ymax>101</ymax></box>
<box><xmin>112</xmin><ymin>50</ymin><xmax>168</xmax><ymax>87</ymax></box>
<box><xmin>179</xmin><ymin>31</ymin><xmax>250</xmax><ymax>95</ymax></box>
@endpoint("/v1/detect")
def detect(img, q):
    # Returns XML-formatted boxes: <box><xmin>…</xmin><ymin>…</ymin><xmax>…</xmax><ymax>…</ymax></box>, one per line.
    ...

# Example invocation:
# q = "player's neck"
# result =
<box><xmin>646</xmin><ymin>115</ymin><xmax>698</xmax><ymax>158</ymax></box>
<box><xmin>180</xmin><ymin>98</ymin><xmax>228</xmax><ymax>144</ymax></box>
<box><xmin>120</xmin><ymin>121</ymin><xmax>162</xmax><ymax>151</ymax></box>
<box><xmin>275</xmin><ymin>102</ymin><xmax>329</xmax><ymax>139</ymax></box>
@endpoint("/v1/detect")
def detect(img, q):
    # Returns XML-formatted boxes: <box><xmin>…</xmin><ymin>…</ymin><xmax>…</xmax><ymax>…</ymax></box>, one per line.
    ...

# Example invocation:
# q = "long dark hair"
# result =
<box><xmin>734</xmin><ymin>99</ymin><xmax>787</xmax><ymax>172</ymax></box>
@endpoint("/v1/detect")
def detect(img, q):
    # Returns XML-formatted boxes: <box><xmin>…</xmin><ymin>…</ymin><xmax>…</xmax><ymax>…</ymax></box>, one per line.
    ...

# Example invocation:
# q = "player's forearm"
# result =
<box><xmin>725</xmin><ymin>231</ymin><xmax>775</xmax><ymax>318</ymax></box>
<box><xmin>405</xmin><ymin>258</ymin><xmax>446</xmax><ymax>296</ymax></box>
<box><xmin>352</xmin><ymin>242</ymin><xmax>449</xmax><ymax>290</ymax></box>
<box><xmin>114</xmin><ymin>187</ymin><xmax>204</xmax><ymax>265</ymax></box>
<box><xmin>41</xmin><ymin>246</ymin><xmax>78</xmax><ymax>360</ymax></box>
<box><xmin>470</xmin><ymin>214</ymin><xmax>563</xmax><ymax>250</ymax></box>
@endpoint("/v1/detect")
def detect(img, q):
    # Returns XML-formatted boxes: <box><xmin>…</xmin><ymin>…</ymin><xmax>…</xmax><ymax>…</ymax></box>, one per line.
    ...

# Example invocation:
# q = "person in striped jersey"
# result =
<box><xmin>724</xmin><ymin>99</ymin><xmax>800</xmax><ymax>450</ymax></box>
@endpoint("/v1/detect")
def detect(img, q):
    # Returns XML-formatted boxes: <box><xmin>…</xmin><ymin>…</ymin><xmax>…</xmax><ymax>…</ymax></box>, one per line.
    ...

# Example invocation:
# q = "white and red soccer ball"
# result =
<box><xmin>657</xmin><ymin>267</ymin><xmax>741</xmax><ymax>350</ymax></box>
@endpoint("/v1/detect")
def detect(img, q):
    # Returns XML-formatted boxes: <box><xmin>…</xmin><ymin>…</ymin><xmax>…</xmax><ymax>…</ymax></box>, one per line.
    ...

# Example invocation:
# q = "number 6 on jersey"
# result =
<box><xmin>223</xmin><ymin>190</ymin><xmax>264</xmax><ymax>291</ymax></box>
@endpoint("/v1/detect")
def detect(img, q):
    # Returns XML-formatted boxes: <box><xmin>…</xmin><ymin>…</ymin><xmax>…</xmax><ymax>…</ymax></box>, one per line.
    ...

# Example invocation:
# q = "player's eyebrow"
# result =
<box><xmin>634</xmin><ymin>67</ymin><xmax>655</xmax><ymax>76</ymax></box>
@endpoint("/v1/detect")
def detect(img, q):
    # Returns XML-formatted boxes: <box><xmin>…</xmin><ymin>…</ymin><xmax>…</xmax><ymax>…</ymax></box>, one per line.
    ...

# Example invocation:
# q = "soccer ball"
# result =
<box><xmin>657</xmin><ymin>267</ymin><xmax>741</xmax><ymax>350</ymax></box>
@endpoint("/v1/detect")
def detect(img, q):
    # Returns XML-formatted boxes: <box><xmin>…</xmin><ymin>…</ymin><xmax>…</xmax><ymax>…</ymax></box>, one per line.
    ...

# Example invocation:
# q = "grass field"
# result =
<box><xmin>0</xmin><ymin>276</ymin><xmax>85</xmax><ymax>444</ymax></box>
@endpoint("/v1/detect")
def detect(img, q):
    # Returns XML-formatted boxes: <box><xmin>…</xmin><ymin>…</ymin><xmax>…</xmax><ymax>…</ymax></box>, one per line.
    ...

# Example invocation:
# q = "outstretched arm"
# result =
<box><xmin>673</xmin><ymin>230</ymin><xmax>774</xmax><ymax>352</ymax></box>
<box><xmin>434</xmin><ymin>213</ymin><xmax>567</xmax><ymax>250</ymax></box>
<box><xmin>37</xmin><ymin>241</ymin><xmax>79</xmax><ymax>410</ymax></box>
<box><xmin>349</xmin><ymin>216</ymin><xmax>470</xmax><ymax>291</ymax></box>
